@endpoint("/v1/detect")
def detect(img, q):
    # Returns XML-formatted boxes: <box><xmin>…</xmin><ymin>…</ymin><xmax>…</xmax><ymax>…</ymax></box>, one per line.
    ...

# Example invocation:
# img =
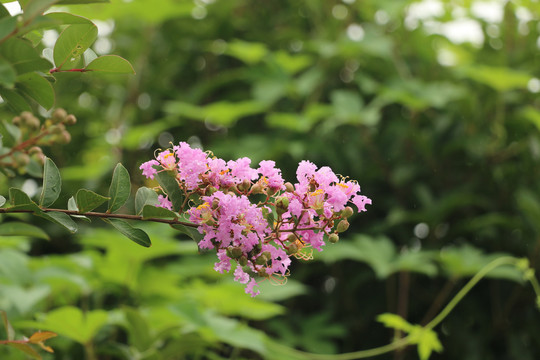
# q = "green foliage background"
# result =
<box><xmin>1</xmin><ymin>0</ymin><xmax>540</xmax><ymax>359</ymax></box>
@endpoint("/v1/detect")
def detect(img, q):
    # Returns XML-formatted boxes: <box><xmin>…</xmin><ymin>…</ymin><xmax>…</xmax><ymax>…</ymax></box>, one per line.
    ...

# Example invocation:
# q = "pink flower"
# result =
<box><xmin>228</xmin><ymin>157</ymin><xmax>258</xmax><ymax>183</ymax></box>
<box><xmin>352</xmin><ymin>195</ymin><xmax>372</xmax><ymax>212</ymax></box>
<box><xmin>140</xmin><ymin>160</ymin><xmax>159</xmax><ymax>179</ymax></box>
<box><xmin>245</xmin><ymin>278</ymin><xmax>260</xmax><ymax>297</ymax></box>
<box><xmin>157</xmin><ymin>195</ymin><xmax>173</xmax><ymax>210</ymax></box>
<box><xmin>174</xmin><ymin>142</ymin><xmax>208</xmax><ymax>190</ymax></box>
<box><xmin>258</xmin><ymin>160</ymin><xmax>284</xmax><ymax>190</ymax></box>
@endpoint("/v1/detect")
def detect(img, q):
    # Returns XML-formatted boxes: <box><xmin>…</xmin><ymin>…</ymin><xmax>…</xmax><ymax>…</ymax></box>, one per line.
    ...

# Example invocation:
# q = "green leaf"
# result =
<box><xmin>85</xmin><ymin>55</ymin><xmax>135</xmax><ymax>74</ymax></box>
<box><xmin>0</xmin><ymin>38</ymin><xmax>52</xmax><ymax>74</ymax></box>
<box><xmin>7</xmin><ymin>343</ymin><xmax>40</xmax><ymax>360</ymax></box>
<box><xmin>410</xmin><ymin>327</ymin><xmax>443</xmax><ymax>360</ymax></box>
<box><xmin>75</xmin><ymin>189</ymin><xmax>108</xmax><ymax>213</ymax></box>
<box><xmin>154</xmin><ymin>169</ymin><xmax>182</xmax><ymax>212</ymax></box>
<box><xmin>107</xmin><ymin>163</ymin><xmax>131</xmax><ymax>213</ymax></box>
<box><xmin>1</xmin><ymin>310</ymin><xmax>15</xmax><ymax>341</ymax></box>
<box><xmin>0</xmin><ymin>87</ymin><xmax>32</xmax><ymax>113</ymax></box>
<box><xmin>0</xmin><ymin>15</ymin><xmax>16</xmax><ymax>42</ymax></box>
<box><xmin>44</xmin><ymin>11</ymin><xmax>93</xmax><ymax>25</ymax></box>
<box><xmin>40</xmin><ymin>157</ymin><xmax>61</xmax><ymax>207</ymax></box>
<box><xmin>170</xmin><ymin>223</ymin><xmax>202</xmax><ymax>243</ymax></box>
<box><xmin>22</xmin><ymin>0</ymin><xmax>58</xmax><ymax>22</ymax></box>
<box><xmin>134</xmin><ymin>186</ymin><xmax>158</xmax><ymax>215</ymax></box>
<box><xmin>142</xmin><ymin>204</ymin><xmax>177</xmax><ymax>219</ymax></box>
<box><xmin>68</xmin><ymin>196</ymin><xmax>90</xmax><ymax>222</ymax></box>
<box><xmin>376</xmin><ymin>313</ymin><xmax>413</xmax><ymax>332</ymax></box>
<box><xmin>53</xmin><ymin>23</ymin><xmax>97</xmax><ymax>70</ymax></box>
<box><xmin>36</xmin><ymin>211</ymin><xmax>77</xmax><ymax>233</ymax></box>
<box><xmin>56</xmin><ymin>0</ymin><xmax>110</xmax><ymax>3</ymax></box>
<box><xmin>9</xmin><ymin>187</ymin><xmax>37</xmax><ymax>207</ymax></box>
<box><xmin>16</xmin><ymin>72</ymin><xmax>55</xmax><ymax>109</ymax></box>
<box><xmin>0</xmin><ymin>194</ymin><xmax>5</xmax><ymax>207</ymax></box>
<box><xmin>0</xmin><ymin>222</ymin><xmax>50</xmax><ymax>240</ymax></box>
<box><xmin>103</xmin><ymin>218</ymin><xmax>151</xmax><ymax>247</ymax></box>
<box><xmin>461</xmin><ymin>65</ymin><xmax>531</xmax><ymax>91</ymax></box>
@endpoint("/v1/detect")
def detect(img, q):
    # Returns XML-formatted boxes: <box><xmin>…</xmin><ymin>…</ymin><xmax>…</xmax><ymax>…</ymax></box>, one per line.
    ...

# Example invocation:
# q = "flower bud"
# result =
<box><xmin>342</xmin><ymin>206</ymin><xmax>354</xmax><ymax>218</ymax></box>
<box><xmin>242</xmin><ymin>265</ymin><xmax>256</xmax><ymax>277</ymax></box>
<box><xmin>64</xmin><ymin>114</ymin><xmax>77</xmax><ymax>125</ymax></box>
<box><xmin>212</xmin><ymin>198</ymin><xmax>220</xmax><ymax>209</ymax></box>
<box><xmin>227</xmin><ymin>246</ymin><xmax>243</xmax><ymax>259</ymax></box>
<box><xmin>238</xmin><ymin>179</ymin><xmax>251</xmax><ymax>192</ymax></box>
<box><xmin>14</xmin><ymin>152</ymin><xmax>30</xmax><ymax>167</ymax></box>
<box><xmin>328</xmin><ymin>233</ymin><xmax>339</xmax><ymax>243</ymax></box>
<box><xmin>239</xmin><ymin>256</ymin><xmax>248</xmax><ymax>267</ymax></box>
<box><xmin>12</xmin><ymin>116</ymin><xmax>21</xmax><ymax>126</ymax></box>
<box><xmin>257</xmin><ymin>268</ymin><xmax>270</xmax><ymax>277</ymax></box>
<box><xmin>26</xmin><ymin>116</ymin><xmax>41</xmax><ymax>131</ymax></box>
<box><xmin>337</xmin><ymin>219</ymin><xmax>349</xmax><ymax>233</ymax></box>
<box><xmin>255</xmin><ymin>255</ymin><xmax>267</xmax><ymax>265</ymax></box>
<box><xmin>284</xmin><ymin>182</ymin><xmax>294</xmax><ymax>193</ymax></box>
<box><xmin>276</xmin><ymin>196</ymin><xmax>289</xmax><ymax>215</ymax></box>
<box><xmin>250</xmin><ymin>183</ymin><xmax>263</xmax><ymax>194</ymax></box>
<box><xmin>52</xmin><ymin>108</ymin><xmax>67</xmax><ymax>123</ymax></box>
<box><xmin>287</xmin><ymin>233</ymin><xmax>297</xmax><ymax>242</ymax></box>
<box><xmin>266</xmin><ymin>187</ymin><xmax>278</xmax><ymax>196</ymax></box>
<box><xmin>205</xmin><ymin>186</ymin><xmax>217</xmax><ymax>196</ymax></box>
<box><xmin>286</xmin><ymin>243</ymin><xmax>298</xmax><ymax>255</ymax></box>
<box><xmin>261</xmin><ymin>251</ymin><xmax>272</xmax><ymax>261</ymax></box>
<box><xmin>58</xmin><ymin>131</ymin><xmax>71</xmax><ymax>144</ymax></box>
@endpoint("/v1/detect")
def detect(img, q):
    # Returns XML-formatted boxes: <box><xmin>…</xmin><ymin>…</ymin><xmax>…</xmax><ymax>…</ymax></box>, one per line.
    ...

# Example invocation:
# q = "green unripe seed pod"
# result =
<box><xmin>328</xmin><ymin>233</ymin><xmax>339</xmax><ymax>243</ymax></box>
<box><xmin>337</xmin><ymin>220</ymin><xmax>350</xmax><ymax>233</ymax></box>
<box><xmin>342</xmin><ymin>206</ymin><xmax>354</xmax><ymax>218</ymax></box>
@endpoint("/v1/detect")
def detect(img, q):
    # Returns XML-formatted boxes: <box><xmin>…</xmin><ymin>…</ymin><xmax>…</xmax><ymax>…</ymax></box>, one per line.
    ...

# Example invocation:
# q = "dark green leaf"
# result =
<box><xmin>104</xmin><ymin>218</ymin><xmax>151</xmax><ymax>247</ymax></box>
<box><xmin>0</xmin><ymin>222</ymin><xmax>50</xmax><ymax>240</ymax></box>
<box><xmin>0</xmin><ymin>4</ymin><xmax>9</xmax><ymax>18</ymax></box>
<box><xmin>0</xmin><ymin>88</ymin><xmax>32</xmax><ymax>113</ymax></box>
<box><xmin>154</xmin><ymin>169</ymin><xmax>182</xmax><ymax>212</ymax></box>
<box><xmin>107</xmin><ymin>163</ymin><xmax>130</xmax><ymax>213</ymax></box>
<box><xmin>75</xmin><ymin>189</ymin><xmax>108</xmax><ymax>213</ymax></box>
<box><xmin>40</xmin><ymin>157</ymin><xmax>61</xmax><ymax>207</ymax></box>
<box><xmin>9</xmin><ymin>187</ymin><xmax>35</xmax><ymax>206</ymax></box>
<box><xmin>36</xmin><ymin>211</ymin><xmax>77</xmax><ymax>233</ymax></box>
<box><xmin>0</xmin><ymin>15</ymin><xmax>16</xmax><ymax>42</ymax></box>
<box><xmin>134</xmin><ymin>187</ymin><xmax>158</xmax><ymax>215</ymax></box>
<box><xmin>170</xmin><ymin>223</ymin><xmax>202</xmax><ymax>243</ymax></box>
<box><xmin>7</xmin><ymin>343</ymin><xmax>40</xmax><ymax>360</ymax></box>
<box><xmin>0</xmin><ymin>38</ymin><xmax>52</xmax><ymax>75</ymax></box>
<box><xmin>85</xmin><ymin>55</ymin><xmax>135</xmax><ymax>74</ymax></box>
<box><xmin>16</xmin><ymin>72</ymin><xmax>55</xmax><ymax>109</ymax></box>
<box><xmin>0</xmin><ymin>310</ymin><xmax>15</xmax><ymax>341</ymax></box>
<box><xmin>142</xmin><ymin>204</ymin><xmax>177</xmax><ymax>219</ymax></box>
<box><xmin>53</xmin><ymin>24</ymin><xmax>97</xmax><ymax>70</ymax></box>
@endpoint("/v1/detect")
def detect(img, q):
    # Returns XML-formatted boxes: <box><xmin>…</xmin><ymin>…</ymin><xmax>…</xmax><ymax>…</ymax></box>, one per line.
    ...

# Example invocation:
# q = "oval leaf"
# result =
<box><xmin>154</xmin><ymin>169</ymin><xmax>183</xmax><ymax>212</ymax></box>
<box><xmin>36</xmin><ymin>211</ymin><xmax>78</xmax><ymax>233</ymax></box>
<box><xmin>85</xmin><ymin>55</ymin><xmax>135</xmax><ymax>74</ymax></box>
<box><xmin>107</xmin><ymin>163</ymin><xmax>131</xmax><ymax>213</ymax></box>
<box><xmin>53</xmin><ymin>23</ymin><xmax>97</xmax><ymax>70</ymax></box>
<box><xmin>9</xmin><ymin>187</ymin><xmax>35</xmax><ymax>206</ymax></box>
<box><xmin>16</xmin><ymin>72</ymin><xmax>55</xmax><ymax>109</ymax></box>
<box><xmin>0</xmin><ymin>222</ymin><xmax>50</xmax><ymax>240</ymax></box>
<box><xmin>67</xmin><ymin>196</ymin><xmax>90</xmax><ymax>222</ymax></box>
<box><xmin>142</xmin><ymin>204</ymin><xmax>177</xmax><ymax>219</ymax></box>
<box><xmin>40</xmin><ymin>157</ymin><xmax>61</xmax><ymax>207</ymax></box>
<box><xmin>104</xmin><ymin>218</ymin><xmax>151</xmax><ymax>247</ymax></box>
<box><xmin>7</xmin><ymin>343</ymin><xmax>40</xmax><ymax>360</ymax></box>
<box><xmin>0</xmin><ymin>57</ymin><xmax>16</xmax><ymax>87</ymax></box>
<box><xmin>75</xmin><ymin>189</ymin><xmax>108</xmax><ymax>213</ymax></box>
<box><xmin>170</xmin><ymin>223</ymin><xmax>203</xmax><ymax>243</ymax></box>
<box><xmin>1</xmin><ymin>310</ymin><xmax>15</xmax><ymax>341</ymax></box>
<box><xmin>134</xmin><ymin>187</ymin><xmax>158</xmax><ymax>215</ymax></box>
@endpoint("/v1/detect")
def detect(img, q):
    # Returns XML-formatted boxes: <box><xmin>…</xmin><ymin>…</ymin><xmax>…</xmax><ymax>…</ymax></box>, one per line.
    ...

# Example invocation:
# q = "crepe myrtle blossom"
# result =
<box><xmin>140</xmin><ymin>142</ymin><xmax>371</xmax><ymax>296</ymax></box>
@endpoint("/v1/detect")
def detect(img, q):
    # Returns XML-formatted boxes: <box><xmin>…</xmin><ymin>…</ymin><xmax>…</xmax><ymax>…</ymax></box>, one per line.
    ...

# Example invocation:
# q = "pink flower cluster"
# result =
<box><xmin>140</xmin><ymin>142</ymin><xmax>371</xmax><ymax>296</ymax></box>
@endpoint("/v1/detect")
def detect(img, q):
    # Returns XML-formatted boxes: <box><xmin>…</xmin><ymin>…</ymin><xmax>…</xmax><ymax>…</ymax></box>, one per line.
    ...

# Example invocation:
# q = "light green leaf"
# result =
<box><xmin>170</xmin><ymin>223</ymin><xmax>202</xmax><ymax>243</ymax></box>
<box><xmin>107</xmin><ymin>163</ymin><xmax>130</xmax><ymax>213</ymax></box>
<box><xmin>153</xmin><ymin>169</ymin><xmax>183</xmax><ymax>212</ymax></box>
<box><xmin>461</xmin><ymin>65</ymin><xmax>531</xmax><ymax>91</ymax></box>
<box><xmin>85</xmin><ymin>55</ymin><xmax>135</xmax><ymax>74</ymax></box>
<box><xmin>0</xmin><ymin>15</ymin><xmax>16</xmax><ymax>42</ymax></box>
<box><xmin>225</xmin><ymin>40</ymin><xmax>268</xmax><ymax>64</ymax></box>
<box><xmin>0</xmin><ymin>310</ymin><xmax>15</xmax><ymax>341</ymax></box>
<box><xmin>376</xmin><ymin>313</ymin><xmax>413</xmax><ymax>332</ymax></box>
<box><xmin>134</xmin><ymin>186</ymin><xmax>158</xmax><ymax>215</ymax></box>
<box><xmin>0</xmin><ymin>194</ymin><xmax>5</xmax><ymax>207</ymax></box>
<box><xmin>40</xmin><ymin>157</ymin><xmax>61</xmax><ymax>207</ymax></box>
<box><xmin>44</xmin><ymin>11</ymin><xmax>93</xmax><ymax>25</ymax></box>
<box><xmin>16</xmin><ymin>72</ymin><xmax>55</xmax><ymax>109</ymax></box>
<box><xmin>0</xmin><ymin>88</ymin><xmax>32</xmax><ymax>113</ymax></box>
<box><xmin>57</xmin><ymin>0</ymin><xmax>109</xmax><ymax>3</ymax></box>
<box><xmin>7</xmin><ymin>343</ymin><xmax>40</xmax><ymax>360</ymax></box>
<box><xmin>36</xmin><ymin>211</ymin><xmax>78</xmax><ymax>233</ymax></box>
<box><xmin>67</xmin><ymin>196</ymin><xmax>90</xmax><ymax>222</ymax></box>
<box><xmin>0</xmin><ymin>222</ymin><xmax>49</xmax><ymax>240</ymax></box>
<box><xmin>104</xmin><ymin>218</ymin><xmax>151</xmax><ymax>247</ymax></box>
<box><xmin>53</xmin><ymin>23</ymin><xmax>97</xmax><ymax>70</ymax></box>
<box><xmin>142</xmin><ymin>204</ymin><xmax>176</xmax><ymax>219</ymax></box>
<box><xmin>411</xmin><ymin>328</ymin><xmax>443</xmax><ymax>360</ymax></box>
<box><xmin>22</xmin><ymin>0</ymin><xmax>58</xmax><ymax>22</ymax></box>
<box><xmin>75</xmin><ymin>189</ymin><xmax>108</xmax><ymax>213</ymax></box>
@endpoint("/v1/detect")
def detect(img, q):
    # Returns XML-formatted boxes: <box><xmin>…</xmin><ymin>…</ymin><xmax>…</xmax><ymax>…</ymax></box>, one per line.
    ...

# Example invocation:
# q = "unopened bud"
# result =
<box><xmin>257</xmin><ymin>268</ymin><xmax>270</xmax><ymax>277</ymax></box>
<box><xmin>64</xmin><ymin>114</ymin><xmax>77</xmax><ymax>125</ymax></box>
<box><xmin>286</xmin><ymin>243</ymin><xmax>298</xmax><ymax>255</ymax></box>
<box><xmin>230</xmin><ymin>246</ymin><xmax>243</xmax><ymax>259</ymax></box>
<box><xmin>238</xmin><ymin>179</ymin><xmax>251</xmax><ymax>192</ymax></box>
<box><xmin>267</xmin><ymin>187</ymin><xmax>277</xmax><ymax>196</ymax></box>
<box><xmin>239</xmin><ymin>256</ymin><xmax>248</xmax><ymax>267</ymax></box>
<box><xmin>212</xmin><ymin>198</ymin><xmax>220</xmax><ymax>209</ymax></box>
<box><xmin>261</xmin><ymin>251</ymin><xmax>272</xmax><ymax>261</ymax></box>
<box><xmin>337</xmin><ymin>220</ymin><xmax>349</xmax><ymax>233</ymax></box>
<box><xmin>26</xmin><ymin>116</ymin><xmax>40</xmax><ymax>131</ymax></box>
<box><xmin>276</xmin><ymin>196</ymin><xmax>289</xmax><ymax>215</ymax></box>
<box><xmin>14</xmin><ymin>153</ymin><xmax>30</xmax><ymax>167</ymax></box>
<box><xmin>251</xmin><ymin>183</ymin><xmax>263</xmax><ymax>194</ymax></box>
<box><xmin>342</xmin><ymin>206</ymin><xmax>354</xmax><ymax>218</ymax></box>
<box><xmin>205</xmin><ymin>186</ymin><xmax>217</xmax><ymax>196</ymax></box>
<box><xmin>52</xmin><ymin>108</ymin><xmax>68</xmax><ymax>123</ymax></box>
<box><xmin>58</xmin><ymin>131</ymin><xmax>71</xmax><ymax>144</ymax></box>
<box><xmin>287</xmin><ymin>233</ymin><xmax>297</xmax><ymax>242</ymax></box>
<box><xmin>284</xmin><ymin>182</ymin><xmax>294</xmax><ymax>193</ymax></box>
<box><xmin>328</xmin><ymin>233</ymin><xmax>339</xmax><ymax>243</ymax></box>
<box><xmin>255</xmin><ymin>255</ymin><xmax>267</xmax><ymax>265</ymax></box>
<box><xmin>12</xmin><ymin>116</ymin><xmax>21</xmax><ymax>126</ymax></box>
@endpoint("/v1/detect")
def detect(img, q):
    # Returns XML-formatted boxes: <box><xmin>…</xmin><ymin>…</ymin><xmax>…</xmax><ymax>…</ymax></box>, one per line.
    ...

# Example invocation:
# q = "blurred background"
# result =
<box><xmin>1</xmin><ymin>0</ymin><xmax>540</xmax><ymax>359</ymax></box>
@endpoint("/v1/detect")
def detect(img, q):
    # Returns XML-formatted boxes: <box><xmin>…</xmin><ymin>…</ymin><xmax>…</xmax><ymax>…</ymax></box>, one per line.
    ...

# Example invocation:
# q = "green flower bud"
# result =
<box><xmin>242</xmin><ymin>265</ymin><xmax>255</xmax><ymax>277</ymax></box>
<box><xmin>58</xmin><ymin>131</ymin><xmax>71</xmax><ymax>144</ymax></box>
<box><xmin>205</xmin><ymin>186</ymin><xmax>217</xmax><ymax>196</ymax></box>
<box><xmin>261</xmin><ymin>251</ymin><xmax>272</xmax><ymax>261</ymax></box>
<box><xmin>14</xmin><ymin>153</ymin><xmax>30</xmax><ymax>167</ymax></box>
<box><xmin>287</xmin><ymin>233</ymin><xmax>297</xmax><ymax>242</ymax></box>
<box><xmin>238</xmin><ymin>179</ymin><xmax>251</xmax><ymax>192</ymax></box>
<box><xmin>276</xmin><ymin>196</ymin><xmax>289</xmax><ymax>215</ymax></box>
<box><xmin>342</xmin><ymin>206</ymin><xmax>354</xmax><ymax>218</ymax></box>
<box><xmin>255</xmin><ymin>255</ymin><xmax>267</xmax><ymax>265</ymax></box>
<box><xmin>337</xmin><ymin>219</ymin><xmax>349</xmax><ymax>233</ymax></box>
<box><xmin>52</xmin><ymin>108</ymin><xmax>68</xmax><ymax>123</ymax></box>
<box><xmin>250</xmin><ymin>183</ymin><xmax>263</xmax><ymax>194</ymax></box>
<box><xmin>328</xmin><ymin>233</ymin><xmax>339</xmax><ymax>243</ymax></box>
<box><xmin>64</xmin><ymin>114</ymin><xmax>77</xmax><ymax>125</ymax></box>
<box><xmin>267</xmin><ymin>187</ymin><xmax>278</xmax><ymax>196</ymax></box>
<box><xmin>286</xmin><ymin>243</ymin><xmax>298</xmax><ymax>255</ymax></box>
<box><xmin>257</xmin><ymin>268</ymin><xmax>270</xmax><ymax>277</ymax></box>
<box><xmin>239</xmin><ymin>256</ymin><xmax>248</xmax><ymax>267</ymax></box>
<box><xmin>212</xmin><ymin>198</ymin><xmax>220</xmax><ymax>209</ymax></box>
<box><xmin>230</xmin><ymin>246</ymin><xmax>243</xmax><ymax>259</ymax></box>
<box><xmin>284</xmin><ymin>182</ymin><xmax>294</xmax><ymax>193</ymax></box>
